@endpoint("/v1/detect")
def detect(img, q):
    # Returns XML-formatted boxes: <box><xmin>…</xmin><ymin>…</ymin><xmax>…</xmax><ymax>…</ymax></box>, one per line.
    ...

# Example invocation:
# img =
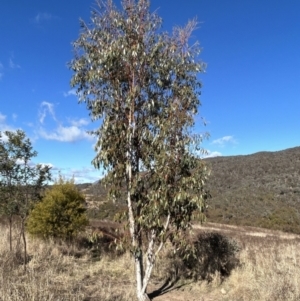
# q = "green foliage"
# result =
<box><xmin>0</xmin><ymin>130</ymin><xmax>51</xmax><ymax>219</ymax></box>
<box><xmin>27</xmin><ymin>177</ymin><xmax>88</xmax><ymax>240</ymax></box>
<box><xmin>70</xmin><ymin>0</ymin><xmax>209</xmax><ymax>244</ymax></box>
<box><xmin>0</xmin><ymin>130</ymin><xmax>51</xmax><ymax>262</ymax></box>
<box><xmin>70</xmin><ymin>0</ymin><xmax>209</xmax><ymax>298</ymax></box>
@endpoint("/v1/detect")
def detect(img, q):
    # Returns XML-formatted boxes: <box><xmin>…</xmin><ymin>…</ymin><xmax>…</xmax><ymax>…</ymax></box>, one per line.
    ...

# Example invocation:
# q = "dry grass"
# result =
<box><xmin>0</xmin><ymin>222</ymin><xmax>136</xmax><ymax>301</ymax></box>
<box><xmin>185</xmin><ymin>224</ymin><xmax>300</xmax><ymax>301</ymax></box>
<box><xmin>224</xmin><ymin>237</ymin><xmax>300</xmax><ymax>301</ymax></box>
<box><xmin>1</xmin><ymin>221</ymin><xmax>300</xmax><ymax>300</ymax></box>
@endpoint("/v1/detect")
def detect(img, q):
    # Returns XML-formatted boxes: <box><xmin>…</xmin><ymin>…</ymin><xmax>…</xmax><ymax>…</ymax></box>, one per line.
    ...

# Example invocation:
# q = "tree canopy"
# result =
<box><xmin>70</xmin><ymin>1</ymin><xmax>210</xmax><ymax>300</ymax></box>
<box><xmin>0</xmin><ymin>130</ymin><xmax>51</xmax><ymax>266</ymax></box>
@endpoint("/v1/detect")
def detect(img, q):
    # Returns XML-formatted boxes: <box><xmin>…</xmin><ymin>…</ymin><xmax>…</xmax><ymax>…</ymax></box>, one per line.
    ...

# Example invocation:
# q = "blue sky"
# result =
<box><xmin>0</xmin><ymin>0</ymin><xmax>299</xmax><ymax>183</ymax></box>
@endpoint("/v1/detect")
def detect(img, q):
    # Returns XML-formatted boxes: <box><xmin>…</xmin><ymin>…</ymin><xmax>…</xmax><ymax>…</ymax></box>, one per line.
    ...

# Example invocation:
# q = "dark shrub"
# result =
<box><xmin>168</xmin><ymin>231</ymin><xmax>240</xmax><ymax>282</ymax></box>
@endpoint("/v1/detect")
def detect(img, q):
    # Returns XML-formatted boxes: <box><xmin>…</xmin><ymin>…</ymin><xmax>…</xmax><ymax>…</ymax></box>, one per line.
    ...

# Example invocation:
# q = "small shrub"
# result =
<box><xmin>27</xmin><ymin>176</ymin><xmax>89</xmax><ymax>240</ymax></box>
<box><xmin>168</xmin><ymin>231</ymin><xmax>240</xmax><ymax>282</ymax></box>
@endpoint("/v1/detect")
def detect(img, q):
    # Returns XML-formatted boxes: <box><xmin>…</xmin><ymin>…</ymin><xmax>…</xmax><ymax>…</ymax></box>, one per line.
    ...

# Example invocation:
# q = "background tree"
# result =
<box><xmin>0</xmin><ymin>132</ymin><xmax>19</xmax><ymax>252</ymax></box>
<box><xmin>0</xmin><ymin>130</ymin><xmax>51</xmax><ymax>268</ymax></box>
<box><xmin>70</xmin><ymin>0</ymin><xmax>210</xmax><ymax>300</ymax></box>
<box><xmin>27</xmin><ymin>176</ymin><xmax>88</xmax><ymax>240</ymax></box>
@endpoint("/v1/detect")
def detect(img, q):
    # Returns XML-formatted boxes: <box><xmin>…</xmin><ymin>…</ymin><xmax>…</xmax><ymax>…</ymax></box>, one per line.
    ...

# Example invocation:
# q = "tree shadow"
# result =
<box><xmin>148</xmin><ymin>277</ymin><xmax>192</xmax><ymax>299</ymax></box>
<box><xmin>150</xmin><ymin>231</ymin><xmax>240</xmax><ymax>299</ymax></box>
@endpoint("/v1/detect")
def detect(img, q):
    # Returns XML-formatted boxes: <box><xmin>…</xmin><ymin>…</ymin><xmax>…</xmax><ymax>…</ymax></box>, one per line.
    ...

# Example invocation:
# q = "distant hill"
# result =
<box><xmin>204</xmin><ymin>146</ymin><xmax>300</xmax><ymax>233</ymax></box>
<box><xmin>79</xmin><ymin>146</ymin><xmax>300</xmax><ymax>233</ymax></box>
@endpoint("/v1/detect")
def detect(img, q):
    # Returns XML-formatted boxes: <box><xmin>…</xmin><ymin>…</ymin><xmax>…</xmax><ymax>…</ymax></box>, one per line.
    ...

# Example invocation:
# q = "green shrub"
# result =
<box><xmin>27</xmin><ymin>177</ymin><xmax>89</xmax><ymax>240</ymax></box>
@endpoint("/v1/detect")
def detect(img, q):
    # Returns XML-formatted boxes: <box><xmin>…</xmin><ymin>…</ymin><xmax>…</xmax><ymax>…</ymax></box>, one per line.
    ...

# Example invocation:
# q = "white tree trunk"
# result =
<box><xmin>139</xmin><ymin>215</ymin><xmax>171</xmax><ymax>300</ymax></box>
<box><xmin>126</xmin><ymin>102</ymin><xmax>149</xmax><ymax>301</ymax></box>
<box><xmin>137</xmin><ymin>292</ymin><xmax>151</xmax><ymax>301</ymax></box>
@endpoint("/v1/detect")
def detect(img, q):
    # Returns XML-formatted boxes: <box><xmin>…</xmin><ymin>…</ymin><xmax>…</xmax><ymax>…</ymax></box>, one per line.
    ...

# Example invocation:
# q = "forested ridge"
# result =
<box><xmin>81</xmin><ymin>146</ymin><xmax>300</xmax><ymax>233</ymax></box>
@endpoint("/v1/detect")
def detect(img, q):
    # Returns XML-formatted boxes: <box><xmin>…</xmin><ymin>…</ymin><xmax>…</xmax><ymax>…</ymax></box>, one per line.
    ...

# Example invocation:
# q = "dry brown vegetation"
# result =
<box><xmin>4</xmin><ymin>146</ymin><xmax>296</xmax><ymax>300</ymax></box>
<box><xmin>78</xmin><ymin>146</ymin><xmax>300</xmax><ymax>234</ymax></box>
<box><xmin>0</xmin><ymin>220</ymin><xmax>135</xmax><ymax>301</ymax></box>
<box><xmin>205</xmin><ymin>146</ymin><xmax>300</xmax><ymax>233</ymax></box>
<box><xmin>1</xmin><ymin>219</ymin><xmax>300</xmax><ymax>300</ymax></box>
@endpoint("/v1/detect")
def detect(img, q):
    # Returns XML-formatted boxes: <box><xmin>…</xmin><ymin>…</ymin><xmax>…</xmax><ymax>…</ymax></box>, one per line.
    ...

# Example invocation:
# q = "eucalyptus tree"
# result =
<box><xmin>70</xmin><ymin>0</ymin><xmax>210</xmax><ymax>300</ymax></box>
<box><xmin>0</xmin><ymin>130</ymin><xmax>51</xmax><ymax>267</ymax></box>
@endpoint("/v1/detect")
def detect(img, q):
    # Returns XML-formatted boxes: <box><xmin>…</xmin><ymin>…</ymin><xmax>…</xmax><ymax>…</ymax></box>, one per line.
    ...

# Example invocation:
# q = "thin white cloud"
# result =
<box><xmin>49</xmin><ymin>166</ymin><xmax>101</xmax><ymax>184</ymax></box>
<box><xmin>67</xmin><ymin>167</ymin><xmax>102</xmax><ymax>183</ymax></box>
<box><xmin>212</xmin><ymin>135</ymin><xmax>237</xmax><ymax>146</ymax></box>
<box><xmin>0</xmin><ymin>112</ymin><xmax>6</xmax><ymax>124</ymax></box>
<box><xmin>39</xmin><ymin>101</ymin><xmax>57</xmax><ymax>124</ymax></box>
<box><xmin>39</xmin><ymin>162</ymin><xmax>54</xmax><ymax>169</ymax></box>
<box><xmin>0</xmin><ymin>117</ymin><xmax>10</xmax><ymax>142</ymax></box>
<box><xmin>69</xmin><ymin>118</ymin><xmax>89</xmax><ymax>127</ymax></box>
<box><xmin>0</xmin><ymin>113</ymin><xmax>16</xmax><ymax>136</ymax></box>
<box><xmin>63</xmin><ymin>89</ymin><xmax>77</xmax><ymax>97</ymax></box>
<box><xmin>203</xmin><ymin>150</ymin><xmax>222</xmax><ymax>158</ymax></box>
<box><xmin>2</xmin><ymin>158</ymin><xmax>33</xmax><ymax>166</ymax></box>
<box><xmin>37</xmin><ymin>102</ymin><xmax>93</xmax><ymax>143</ymax></box>
<box><xmin>34</xmin><ymin>12</ymin><xmax>56</xmax><ymax>23</ymax></box>
<box><xmin>12</xmin><ymin>114</ymin><xmax>17</xmax><ymax>121</ymax></box>
<box><xmin>9</xmin><ymin>58</ymin><xmax>20</xmax><ymax>69</ymax></box>
<box><xmin>39</xmin><ymin>125</ymin><xmax>92</xmax><ymax>142</ymax></box>
<box><xmin>16</xmin><ymin>158</ymin><xmax>25</xmax><ymax>165</ymax></box>
<box><xmin>70</xmin><ymin>167</ymin><xmax>95</xmax><ymax>178</ymax></box>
